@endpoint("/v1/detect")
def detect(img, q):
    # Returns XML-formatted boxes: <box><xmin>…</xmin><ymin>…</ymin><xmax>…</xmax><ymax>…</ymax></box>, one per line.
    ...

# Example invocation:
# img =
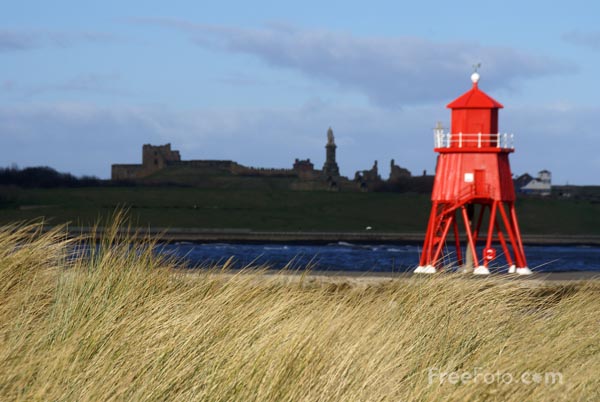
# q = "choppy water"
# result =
<box><xmin>159</xmin><ymin>242</ymin><xmax>600</xmax><ymax>273</ymax></box>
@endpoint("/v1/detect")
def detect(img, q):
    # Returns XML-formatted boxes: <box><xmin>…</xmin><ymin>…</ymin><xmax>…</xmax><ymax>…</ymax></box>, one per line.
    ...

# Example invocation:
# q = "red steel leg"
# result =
<box><xmin>483</xmin><ymin>201</ymin><xmax>497</xmax><ymax>267</ymax></box>
<box><xmin>509</xmin><ymin>203</ymin><xmax>528</xmax><ymax>267</ymax></box>
<box><xmin>498</xmin><ymin>202</ymin><xmax>525</xmax><ymax>267</ymax></box>
<box><xmin>473</xmin><ymin>204</ymin><xmax>486</xmax><ymax>244</ymax></box>
<box><xmin>452</xmin><ymin>213</ymin><xmax>463</xmax><ymax>266</ymax></box>
<box><xmin>419</xmin><ymin>202</ymin><xmax>439</xmax><ymax>266</ymax></box>
<box><xmin>432</xmin><ymin>213</ymin><xmax>454</xmax><ymax>267</ymax></box>
<box><xmin>461</xmin><ymin>205</ymin><xmax>479</xmax><ymax>267</ymax></box>
<box><xmin>494</xmin><ymin>221</ymin><xmax>514</xmax><ymax>267</ymax></box>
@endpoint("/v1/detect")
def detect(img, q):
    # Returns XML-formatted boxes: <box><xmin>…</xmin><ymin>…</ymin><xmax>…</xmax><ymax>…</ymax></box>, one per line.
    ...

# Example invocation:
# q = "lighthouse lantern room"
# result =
<box><xmin>415</xmin><ymin>72</ymin><xmax>531</xmax><ymax>275</ymax></box>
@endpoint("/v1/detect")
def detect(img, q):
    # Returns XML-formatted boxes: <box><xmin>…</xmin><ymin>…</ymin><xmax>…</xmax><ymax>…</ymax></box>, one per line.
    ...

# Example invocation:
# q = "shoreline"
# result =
<box><xmin>64</xmin><ymin>227</ymin><xmax>600</xmax><ymax>246</ymax></box>
<box><xmin>265</xmin><ymin>270</ymin><xmax>600</xmax><ymax>283</ymax></box>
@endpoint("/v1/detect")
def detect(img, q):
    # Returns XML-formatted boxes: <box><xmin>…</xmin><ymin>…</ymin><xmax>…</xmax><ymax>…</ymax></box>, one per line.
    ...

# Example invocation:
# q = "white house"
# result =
<box><xmin>520</xmin><ymin>170</ymin><xmax>552</xmax><ymax>196</ymax></box>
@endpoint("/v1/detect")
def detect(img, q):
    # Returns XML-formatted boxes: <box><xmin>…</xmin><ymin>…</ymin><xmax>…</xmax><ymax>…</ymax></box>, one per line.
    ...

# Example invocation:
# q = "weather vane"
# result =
<box><xmin>472</xmin><ymin>62</ymin><xmax>482</xmax><ymax>73</ymax></box>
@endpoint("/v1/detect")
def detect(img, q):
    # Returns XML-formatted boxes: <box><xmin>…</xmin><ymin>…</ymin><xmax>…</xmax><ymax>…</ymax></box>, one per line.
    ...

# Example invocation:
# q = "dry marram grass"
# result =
<box><xmin>0</xmin><ymin>220</ymin><xmax>598</xmax><ymax>401</ymax></box>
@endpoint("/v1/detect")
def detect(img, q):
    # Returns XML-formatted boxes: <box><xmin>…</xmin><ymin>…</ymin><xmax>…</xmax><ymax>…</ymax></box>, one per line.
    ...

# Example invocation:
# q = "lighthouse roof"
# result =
<box><xmin>447</xmin><ymin>75</ymin><xmax>503</xmax><ymax>109</ymax></box>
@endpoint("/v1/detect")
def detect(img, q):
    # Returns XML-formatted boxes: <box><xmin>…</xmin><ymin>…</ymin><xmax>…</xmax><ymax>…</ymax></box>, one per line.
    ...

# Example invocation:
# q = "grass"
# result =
<box><xmin>0</xmin><ymin>217</ymin><xmax>599</xmax><ymax>401</ymax></box>
<box><xmin>2</xmin><ymin>186</ymin><xmax>600</xmax><ymax>235</ymax></box>
<box><xmin>0</xmin><ymin>186</ymin><xmax>432</xmax><ymax>232</ymax></box>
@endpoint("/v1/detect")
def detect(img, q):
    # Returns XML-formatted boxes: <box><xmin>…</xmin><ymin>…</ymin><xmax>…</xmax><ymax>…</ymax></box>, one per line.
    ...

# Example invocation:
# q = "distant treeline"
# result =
<box><xmin>0</xmin><ymin>166</ymin><xmax>103</xmax><ymax>188</ymax></box>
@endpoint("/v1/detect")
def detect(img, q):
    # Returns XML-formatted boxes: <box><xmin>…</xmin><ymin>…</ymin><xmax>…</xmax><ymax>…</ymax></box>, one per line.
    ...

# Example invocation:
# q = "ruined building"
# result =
<box><xmin>112</xmin><ymin>143</ymin><xmax>182</xmax><ymax>180</ymax></box>
<box><xmin>389</xmin><ymin>159</ymin><xmax>411</xmax><ymax>181</ymax></box>
<box><xmin>354</xmin><ymin>160</ymin><xmax>382</xmax><ymax>191</ymax></box>
<box><xmin>111</xmin><ymin>127</ymin><xmax>418</xmax><ymax>191</ymax></box>
<box><xmin>112</xmin><ymin>143</ymin><xmax>238</xmax><ymax>181</ymax></box>
<box><xmin>293</xmin><ymin>159</ymin><xmax>315</xmax><ymax>180</ymax></box>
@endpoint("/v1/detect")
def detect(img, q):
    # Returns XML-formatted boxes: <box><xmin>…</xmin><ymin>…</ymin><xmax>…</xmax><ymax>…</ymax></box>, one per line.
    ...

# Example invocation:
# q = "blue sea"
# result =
<box><xmin>158</xmin><ymin>242</ymin><xmax>600</xmax><ymax>273</ymax></box>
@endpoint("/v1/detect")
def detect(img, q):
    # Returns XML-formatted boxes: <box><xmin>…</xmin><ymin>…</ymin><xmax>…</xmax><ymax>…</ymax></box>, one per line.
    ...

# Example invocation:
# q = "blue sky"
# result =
<box><xmin>1</xmin><ymin>0</ymin><xmax>600</xmax><ymax>184</ymax></box>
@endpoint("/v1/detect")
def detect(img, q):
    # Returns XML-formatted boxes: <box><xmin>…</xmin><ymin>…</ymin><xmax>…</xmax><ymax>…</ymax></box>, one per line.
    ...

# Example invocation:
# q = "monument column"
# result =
<box><xmin>322</xmin><ymin>127</ymin><xmax>340</xmax><ymax>177</ymax></box>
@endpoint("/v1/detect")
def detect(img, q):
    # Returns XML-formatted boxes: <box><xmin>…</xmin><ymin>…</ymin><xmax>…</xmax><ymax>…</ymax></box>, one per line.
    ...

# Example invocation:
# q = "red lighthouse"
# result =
<box><xmin>415</xmin><ymin>72</ymin><xmax>531</xmax><ymax>275</ymax></box>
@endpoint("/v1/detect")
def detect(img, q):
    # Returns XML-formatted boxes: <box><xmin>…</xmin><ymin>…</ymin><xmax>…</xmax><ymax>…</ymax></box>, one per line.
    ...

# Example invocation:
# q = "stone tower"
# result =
<box><xmin>322</xmin><ymin>127</ymin><xmax>340</xmax><ymax>177</ymax></box>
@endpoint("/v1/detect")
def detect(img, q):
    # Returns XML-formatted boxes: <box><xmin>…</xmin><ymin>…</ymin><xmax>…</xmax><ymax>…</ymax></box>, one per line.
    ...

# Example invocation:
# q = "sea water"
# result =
<box><xmin>159</xmin><ymin>242</ymin><xmax>600</xmax><ymax>273</ymax></box>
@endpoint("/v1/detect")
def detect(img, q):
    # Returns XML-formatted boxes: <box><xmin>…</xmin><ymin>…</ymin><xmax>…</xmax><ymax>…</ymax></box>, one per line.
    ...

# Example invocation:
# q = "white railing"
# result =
<box><xmin>434</xmin><ymin>131</ymin><xmax>514</xmax><ymax>149</ymax></box>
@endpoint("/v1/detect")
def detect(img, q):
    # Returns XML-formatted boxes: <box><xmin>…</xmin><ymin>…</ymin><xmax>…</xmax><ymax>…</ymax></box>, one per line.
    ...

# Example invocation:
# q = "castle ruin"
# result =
<box><xmin>111</xmin><ymin>127</ymin><xmax>417</xmax><ymax>191</ymax></box>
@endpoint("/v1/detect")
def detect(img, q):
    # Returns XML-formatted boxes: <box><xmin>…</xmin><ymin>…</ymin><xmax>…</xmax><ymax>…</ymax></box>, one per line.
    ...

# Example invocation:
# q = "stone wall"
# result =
<box><xmin>173</xmin><ymin>160</ymin><xmax>237</xmax><ymax>171</ymax></box>
<box><xmin>111</xmin><ymin>164</ymin><xmax>145</xmax><ymax>181</ymax></box>
<box><xmin>234</xmin><ymin>167</ymin><xmax>297</xmax><ymax>177</ymax></box>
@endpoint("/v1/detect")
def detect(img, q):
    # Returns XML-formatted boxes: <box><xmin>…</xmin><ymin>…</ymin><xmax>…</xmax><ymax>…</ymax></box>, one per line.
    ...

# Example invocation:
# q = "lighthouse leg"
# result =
<box><xmin>452</xmin><ymin>214</ymin><xmax>463</xmax><ymax>266</ymax></box>
<box><xmin>461</xmin><ymin>205</ymin><xmax>475</xmax><ymax>273</ymax></box>
<box><xmin>494</xmin><ymin>221</ymin><xmax>515</xmax><ymax>272</ymax></box>
<box><xmin>498</xmin><ymin>202</ymin><xmax>527</xmax><ymax>272</ymax></box>
<box><xmin>416</xmin><ymin>202</ymin><xmax>439</xmax><ymax>273</ymax></box>
<box><xmin>461</xmin><ymin>206</ymin><xmax>486</xmax><ymax>274</ymax></box>
<box><xmin>483</xmin><ymin>202</ymin><xmax>498</xmax><ymax>268</ymax></box>
<box><xmin>472</xmin><ymin>204</ymin><xmax>487</xmax><ymax>244</ymax></box>
<box><xmin>431</xmin><ymin>213</ymin><xmax>454</xmax><ymax>269</ymax></box>
<box><xmin>509</xmin><ymin>203</ymin><xmax>531</xmax><ymax>275</ymax></box>
<box><xmin>416</xmin><ymin>204</ymin><xmax>435</xmax><ymax>271</ymax></box>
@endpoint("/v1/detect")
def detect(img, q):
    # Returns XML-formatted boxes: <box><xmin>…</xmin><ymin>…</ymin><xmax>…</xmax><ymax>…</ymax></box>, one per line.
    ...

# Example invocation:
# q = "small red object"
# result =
<box><xmin>484</xmin><ymin>247</ymin><xmax>496</xmax><ymax>261</ymax></box>
<box><xmin>418</xmin><ymin>73</ymin><xmax>528</xmax><ymax>271</ymax></box>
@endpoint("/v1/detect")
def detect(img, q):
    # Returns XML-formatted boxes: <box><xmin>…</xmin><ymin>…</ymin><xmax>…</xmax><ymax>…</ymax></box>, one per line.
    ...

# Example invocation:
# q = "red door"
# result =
<box><xmin>475</xmin><ymin>169</ymin><xmax>486</xmax><ymax>196</ymax></box>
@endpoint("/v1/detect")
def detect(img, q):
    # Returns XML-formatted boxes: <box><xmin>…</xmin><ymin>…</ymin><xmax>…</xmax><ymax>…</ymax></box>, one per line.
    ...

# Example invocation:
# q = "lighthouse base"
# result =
<box><xmin>418</xmin><ymin>199</ymin><xmax>529</xmax><ymax>276</ymax></box>
<box><xmin>508</xmin><ymin>265</ymin><xmax>532</xmax><ymax>275</ymax></box>
<box><xmin>414</xmin><ymin>265</ymin><xmax>437</xmax><ymax>274</ymax></box>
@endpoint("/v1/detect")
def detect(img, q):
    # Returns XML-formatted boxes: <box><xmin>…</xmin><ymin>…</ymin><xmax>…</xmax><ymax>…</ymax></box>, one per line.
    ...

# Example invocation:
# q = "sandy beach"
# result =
<box><xmin>261</xmin><ymin>269</ymin><xmax>600</xmax><ymax>286</ymax></box>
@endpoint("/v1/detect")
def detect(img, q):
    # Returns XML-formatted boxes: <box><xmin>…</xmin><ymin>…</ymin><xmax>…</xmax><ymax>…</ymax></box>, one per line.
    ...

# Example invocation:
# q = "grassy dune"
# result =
<box><xmin>0</xmin><ymin>220</ymin><xmax>599</xmax><ymax>401</ymax></box>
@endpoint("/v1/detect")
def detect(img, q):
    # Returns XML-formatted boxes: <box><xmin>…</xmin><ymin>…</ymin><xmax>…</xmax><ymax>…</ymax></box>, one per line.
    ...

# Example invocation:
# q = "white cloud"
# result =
<box><xmin>3</xmin><ymin>74</ymin><xmax>127</xmax><ymax>99</ymax></box>
<box><xmin>137</xmin><ymin>19</ymin><xmax>575</xmax><ymax>107</ymax></box>
<box><xmin>0</xmin><ymin>30</ymin><xmax>38</xmax><ymax>51</ymax></box>
<box><xmin>563</xmin><ymin>31</ymin><xmax>600</xmax><ymax>51</ymax></box>
<box><xmin>0</xmin><ymin>29</ymin><xmax>118</xmax><ymax>52</ymax></box>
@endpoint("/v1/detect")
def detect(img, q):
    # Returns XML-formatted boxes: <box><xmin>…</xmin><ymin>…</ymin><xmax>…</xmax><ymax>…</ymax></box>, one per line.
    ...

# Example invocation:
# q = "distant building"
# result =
<box><xmin>293</xmin><ymin>158</ymin><xmax>315</xmax><ymax>180</ymax></box>
<box><xmin>322</xmin><ymin>127</ymin><xmax>340</xmax><ymax>178</ymax></box>
<box><xmin>111</xmin><ymin>129</ymin><xmax>346</xmax><ymax>188</ymax></box>
<box><xmin>354</xmin><ymin>160</ymin><xmax>384</xmax><ymax>191</ymax></box>
<box><xmin>514</xmin><ymin>173</ymin><xmax>534</xmax><ymax>190</ymax></box>
<box><xmin>389</xmin><ymin>159</ymin><xmax>411</xmax><ymax>181</ymax></box>
<box><xmin>518</xmin><ymin>170</ymin><xmax>552</xmax><ymax>196</ymax></box>
<box><xmin>111</xmin><ymin>143</ymin><xmax>236</xmax><ymax>181</ymax></box>
<box><xmin>111</xmin><ymin>127</ymin><xmax>423</xmax><ymax>193</ymax></box>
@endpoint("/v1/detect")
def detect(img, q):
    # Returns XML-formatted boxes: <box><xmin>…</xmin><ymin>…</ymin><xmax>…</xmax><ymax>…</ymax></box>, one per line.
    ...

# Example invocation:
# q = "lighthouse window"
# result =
<box><xmin>464</xmin><ymin>173</ymin><xmax>474</xmax><ymax>183</ymax></box>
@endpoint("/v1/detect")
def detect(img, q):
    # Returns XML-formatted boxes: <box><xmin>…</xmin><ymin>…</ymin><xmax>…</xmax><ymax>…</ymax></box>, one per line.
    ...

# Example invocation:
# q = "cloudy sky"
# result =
<box><xmin>1</xmin><ymin>0</ymin><xmax>600</xmax><ymax>184</ymax></box>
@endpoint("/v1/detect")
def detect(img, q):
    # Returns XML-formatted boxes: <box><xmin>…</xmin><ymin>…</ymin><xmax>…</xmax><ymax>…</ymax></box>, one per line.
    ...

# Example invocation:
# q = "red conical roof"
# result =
<box><xmin>447</xmin><ymin>81</ymin><xmax>503</xmax><ymax>109</ymax></box>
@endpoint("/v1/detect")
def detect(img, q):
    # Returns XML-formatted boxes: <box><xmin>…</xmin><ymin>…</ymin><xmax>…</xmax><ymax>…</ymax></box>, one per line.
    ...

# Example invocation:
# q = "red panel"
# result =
<box><xmin>450</xmin><ymin>109</ymin><xmax>497</xmax><ymax>148</ymax></box>
<box><xmin>431</xmin><ymin>154</ymin><xmax>515</xmax><ymax>202</ymax></box>
<box><xmin>497</xmin><ymin>154</ymin><xmax>516</xmax><ymax>200</ymax></box>
<box><xmin>466</xmin><ymin>110</ymin><xmax>488</xmax><ymax>134</ymax></box>
<box><xmin>452</xmin><ymin>109</ymin><xmax>484</xmax><ymax>134</ymax></box>
<box><xmin>474</xmin><ymin>169</ymin><xmax>486</xmax><ymax>196</ymax></box>
<box><xmin>450</xmin><ymin>109</ymin><xmax>467</xmax><ymax>134</ymax></box>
